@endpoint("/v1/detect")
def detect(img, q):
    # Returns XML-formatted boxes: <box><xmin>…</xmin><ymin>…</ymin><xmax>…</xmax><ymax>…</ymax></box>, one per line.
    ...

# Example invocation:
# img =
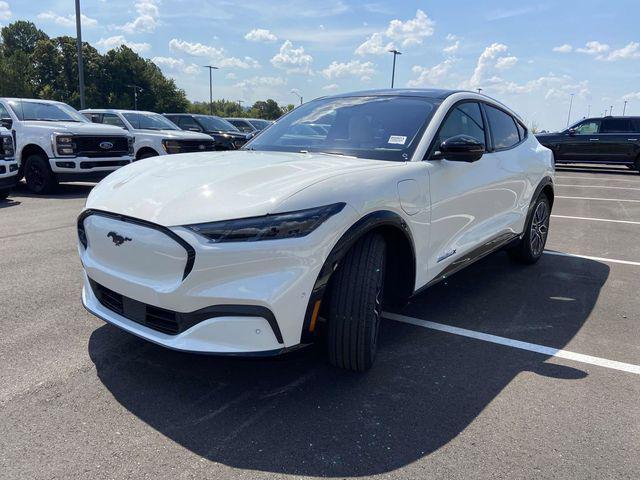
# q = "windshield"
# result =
<box><xmin>196</xmin><ymin>115</ymin><xmax>239</xmax><ymax>132</ymax></box>
<box><xmin>248</xmin><ymin>119</ymin><xmax>271</xmax><ymax>130</ymax></box>
<box><xmin>123</xmin><ymin>112</ymin><xmax>179</xmax><ymax>130</ymax></box>
<box><xmin>243</xmin><ymin>96</ymin><xmax>437</xmax><ymax>161</ymax></box>
<box><xmin>8</xmin><ymin>100</ymin><xmax>88</xmax><ymax>123</ymax></box>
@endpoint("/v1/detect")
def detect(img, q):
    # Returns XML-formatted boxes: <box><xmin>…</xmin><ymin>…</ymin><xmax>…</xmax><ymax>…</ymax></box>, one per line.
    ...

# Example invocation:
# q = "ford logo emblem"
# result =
<box><xmin>99</xmin><ymin>141</ymin><xmax>114</xmax><ymax>150</ymax></box>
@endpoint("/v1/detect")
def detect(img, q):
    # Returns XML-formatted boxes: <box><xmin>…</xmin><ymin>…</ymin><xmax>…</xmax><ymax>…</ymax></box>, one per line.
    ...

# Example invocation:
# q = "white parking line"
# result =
<box><xmin>383</xmin><ymin>312</ymin><xmax>640</xmax><ymax>375</ymax></box>
<box><xmin>544</xmin><ymin>250</ymin><xmax>640</xmax><ymax>267</ymax></box>
<box><xmin>556</xmin><ymin>175</ymin><xmax>640</xmax><ymax>184</ymax></box>
<box><xmin>556</xmin><ymin>195</ymin><xmax>640</xmax><ymax>203</ymax></box>
<box><xmin>557</xmin><ymin>184</ymin><xmax>640</xmax><ymax>192</ymax></box>
<box><xmin>551</xmin><ymin>215</ymin><xmax>640</xmax><ymax>225</ymax></box>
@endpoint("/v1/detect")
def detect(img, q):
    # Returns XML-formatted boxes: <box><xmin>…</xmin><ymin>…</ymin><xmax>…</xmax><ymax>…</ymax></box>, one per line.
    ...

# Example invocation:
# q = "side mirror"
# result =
<box><xmin>1</xmin><ymin>118</ymin><xmax>12</xmax><ymax>129</ymax></box>
<box><xmin>437</xmin><ymin>134</ymin><xmax>485</xmax><ymax>162</ymax></box>
<box><xmin>567</xmin><ymin>128</ymin><xmax>576</xmax><ymax>136</ymax></box>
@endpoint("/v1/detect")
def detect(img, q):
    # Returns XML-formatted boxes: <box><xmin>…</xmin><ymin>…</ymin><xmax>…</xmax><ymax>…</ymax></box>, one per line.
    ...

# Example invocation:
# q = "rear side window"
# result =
<box><xmin>601</xmin><ymin>118</ymin><xmax>633</xmax><ymax>133</ymax></box>
<box><xmin>485</xmin><ymin>105</ymin><xmax>520</xmax><ymax>149</ymax></box>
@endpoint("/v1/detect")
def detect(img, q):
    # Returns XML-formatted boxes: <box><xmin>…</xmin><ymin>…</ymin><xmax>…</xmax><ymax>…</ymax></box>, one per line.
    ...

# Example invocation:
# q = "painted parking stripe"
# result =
<box><xmin>383</xmin><ymin>312</ymin><xmax>640</xmax><ymax>375</ymax></box>
<box><xmin>556</xmin><ymin>175</ymin><xmax>640</xmax><ymax>184</ymax></box>
<box><xmin>544</xmin><ymin>250</ymin><xmax>640</xmax><ymax>267</ymax></box>
<box><xmin>556</xmin><ymin>195</ymin><xmax>640</xmax><ymax>203</ymax></box>
<box><xmin>551</xmin><ymin>215</ymin><xmax>640</xmax><ymax>225</ymax></box>
<box><xmin>557</xmin><ymin>184</ymin><xmax>640</xmax><ymax>191</ymax></box>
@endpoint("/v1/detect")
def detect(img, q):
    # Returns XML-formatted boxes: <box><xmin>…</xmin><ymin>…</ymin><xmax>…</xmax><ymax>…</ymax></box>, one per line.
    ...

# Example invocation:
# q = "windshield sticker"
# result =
<box><xmin>388</xmin><ymin>135</ymin><xmax>407</xmax><ymax>145</ymax></box>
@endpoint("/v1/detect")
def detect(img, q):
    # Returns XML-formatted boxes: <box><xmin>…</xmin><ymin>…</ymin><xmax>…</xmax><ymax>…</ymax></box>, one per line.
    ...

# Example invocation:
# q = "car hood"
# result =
<box><xmin>22</xmin><ymin>121</ymin><xmax>128</xmax><ymax>136</ymax></box>
<box><xmin>132</xmin><ymin>129</ymin><xmax>212</xmax><ymax>141</ymax></box>
<box><xmin>86</xmin><ymin>150</ymin><xmax>400</xmax><ymax>226</ymax></box>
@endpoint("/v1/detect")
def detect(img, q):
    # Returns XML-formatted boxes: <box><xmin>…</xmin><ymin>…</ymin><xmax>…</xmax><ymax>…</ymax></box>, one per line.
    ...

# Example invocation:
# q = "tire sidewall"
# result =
<box><xmin>25</xmin><ymin>154</ymin><xmax>56</xmax><ymax>194</ymax></box>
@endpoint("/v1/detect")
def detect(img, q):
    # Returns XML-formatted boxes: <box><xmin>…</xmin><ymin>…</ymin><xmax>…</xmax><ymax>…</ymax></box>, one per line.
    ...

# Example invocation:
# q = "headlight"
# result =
<box><xmin>1</xmin><ymin>135</ymin><xmax>14</xmax><ymax>158</ymax></box>
<box><xmin>53</xmin><ymin>134</ymin><xmax>76</xmax><ymax>156</ymax></box>
<box><xmin>185</xmin><ymin>203</ymin><xmax>346</xmax><ymax>243</ymax></box>
<box><xmin>162</xmin><ymin>139</ymin><xmax>182</xmax><ymax>154</ymax></box>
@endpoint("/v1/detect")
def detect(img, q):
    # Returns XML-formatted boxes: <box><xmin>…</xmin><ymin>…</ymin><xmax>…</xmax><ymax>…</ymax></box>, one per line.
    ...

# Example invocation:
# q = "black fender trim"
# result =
<box><xmin>526</xmin><ymin>176</ymin><xmax>554</xmax><ymax>225</ymax></box>
<box><xmin>78</xmin><ymin>209</ymin><xmax>196</xmax><ymax>281</ymax></box>
<box><xmin>299</xmin><ymin>210</ymin><xmax>416</xmax><ymax>343</ymax></box>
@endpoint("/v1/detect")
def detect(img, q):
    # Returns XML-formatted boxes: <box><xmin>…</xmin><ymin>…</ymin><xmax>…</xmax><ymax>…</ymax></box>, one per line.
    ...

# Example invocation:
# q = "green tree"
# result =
<box><xmin>1</xmin><ymin>20</ymin><xmax>48</xmax><ymax>54</ymax></box>
<box><xmin>248</xmin><ymin>99</ymin><xmax>283</xmax><ymax>120</ymax></box>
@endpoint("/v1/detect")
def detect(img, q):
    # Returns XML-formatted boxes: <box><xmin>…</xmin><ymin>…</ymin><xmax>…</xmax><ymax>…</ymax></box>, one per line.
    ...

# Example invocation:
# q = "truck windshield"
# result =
<box><xmin>196</xmin><ymin>115</ymin><xmax>240</xmax><ymax>132</ymax></box>
<box><xmin>123</xmin><ymin>112</ymin><xmax>179</xmax><ymax>131</ymax></box>
<box><xmin>8</xmin><ymin>100</ymin><xmax>87</xmax><ymax>123</ymax></box>
<box><xmin>243</xmin><ymin>95</ymin><xmax>437</xmax><ymax>162</ymax></box>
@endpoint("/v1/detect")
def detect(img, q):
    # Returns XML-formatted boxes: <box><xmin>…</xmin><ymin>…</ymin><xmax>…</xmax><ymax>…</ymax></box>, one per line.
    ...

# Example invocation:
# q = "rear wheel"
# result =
<box><xmin>24</xmin><ymin>154</ymin><xmax>58</xmax><ymax>194</ymax></box>
<box><xmin>508</xmin><ymin>194</ymin><xmax>550</xmax><ymax>264</ymax></box>
<box><xmin>0</xmin><ymin>189</ymin><xmax>9</xmax><ymax>200</ymax></box>
<box><xmin>327</xmin><ymin>233</ymin><xmax>386</xmax><ymax>372</ymax></box>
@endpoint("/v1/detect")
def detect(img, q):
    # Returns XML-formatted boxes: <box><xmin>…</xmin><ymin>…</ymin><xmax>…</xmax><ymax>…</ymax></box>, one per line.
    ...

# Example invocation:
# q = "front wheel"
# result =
<box><xmin>0</xmin><ymin>189</ymin><xmax>9</xmax><ymax>200</ymax></box>
<box><xmin>508</xmin><ymin>194</ymin><xmax>550</xmax><ymax>264</ymax></box>
<box><xmin>327</xmin><ymin>233</ymin><xmax>386</xmax><ymax>372</ymax></box>
<box><xmin>24</xmin><ymin>154</ymin><xmax>58</xmax><ymax>194</ymax></box>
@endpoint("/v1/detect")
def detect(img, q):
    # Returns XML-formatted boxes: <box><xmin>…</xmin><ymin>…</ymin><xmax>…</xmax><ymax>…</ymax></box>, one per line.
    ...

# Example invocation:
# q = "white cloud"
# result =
<box><xmin>0</xmin><ymin>1</ymin><xmax>11</xmax><ymax>21</ymax></box>
<box><xmin>443</xmin><ymin>40</ymin><xmax>459</xmax><ymax>55</ymax></box>
<box><xmin>576</xmin><ymin>41</ymin><xmax>610</xmax><ymax>56</ymax></box>
<box><xmin>623</xmin><ymin>92</ymin><xmax>640</xmax><ymax>101</ymax></box>
<box><xmin>38</xmin><ymin>11</ymin><xmax>97</xmax><ymax>28</ymax></box>
<box><xmin>464</xmin><ymin>43</ymin><xmax>512</xmax><ymax>89</ymax></box>
<box><xmin>322</xmin><ymin>83</ymin><xmax>339</xmax><ymax>91</ymax></box>
<box><xmin>234</xmin><ymin>76</ymin><xmax>287</xmax><ymax>90</ymax></box>
<box><xmin>553</xmin><ymin>44</ymin><xmax>573</xmax><ymax>53</ymax></box>
<box><xmin>407</xmin><ymin>58</ymin><xmax>456</xmax><ymax>87</ymax></box>
<box><xmin>496</xmin><ymin>56</ymin><xmax>518</xmax><ymax>69</ymax></box>
<box><xmin>245</xmin><ymin>28</ymin><xmax>277</xmax><ymax>43</ymax></box>
<box><xmin>270</xmin><ymin>40</ymin><xmax>313</xmax><ymax>74</ymax></box>
<box><xmin>225</xmin><ymin>72</ymin><xmax>237</xmax><ymax>80</ymax></box>
<box><xmin>386</xmin><ymin>9</ymin><xmax>435</xmax><ymax>47</ymax></box>
<box><xmin>169</xmin><ymin>39</ymin><xmax>260</xmax><ymax>69</ymax></box>
<box><xmin>481</xmin><ymin>74</ymin><xmax>590</xmax><ymax>102</ymax></box>
<box><xmin>152</xmin><ymin>56</ymin><xmax>199</xmax><ymax>75</ymax></box>
<box><xmin>355</xmin><ymin>9</ymin><xmax>434</xmax><ymax>55</ymax></box>
<box><xmin>119</xmin><ymin>0</ymin><xmax>159</xmax><ymax>34</ymax></box>
<box><xmin>355</xmin><ymin>32</ymin><xmax>395</xmax><ymax>56</ymax></box>
<box><xmin>603</xmin><ymin>42</ymin><xmax>640</xmax><ymax>61</ymax></box>
<box><xmin>321</xmin><ymin>60</ymin><xmax>375</xmax><ymax>80</ymax></box>
<box><xmin>95</xmin><ymin>36</ymin><xmax>151</xmax><ymax>54</ymax></box>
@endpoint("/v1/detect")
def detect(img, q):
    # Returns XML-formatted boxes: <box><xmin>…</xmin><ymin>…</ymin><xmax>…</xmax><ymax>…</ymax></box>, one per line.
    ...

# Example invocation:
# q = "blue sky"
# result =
<box><xmin>3</xmin><ymin>0</ymin><xmax>640</xmax><ymax>130</ymax></box>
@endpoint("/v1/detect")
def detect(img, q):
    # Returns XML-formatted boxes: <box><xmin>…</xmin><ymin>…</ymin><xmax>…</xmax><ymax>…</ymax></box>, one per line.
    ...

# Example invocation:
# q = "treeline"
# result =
<box><xmin>0</xmin><ymin>21</ymin><xmax>292</xmax><ymax>120</ymax></box>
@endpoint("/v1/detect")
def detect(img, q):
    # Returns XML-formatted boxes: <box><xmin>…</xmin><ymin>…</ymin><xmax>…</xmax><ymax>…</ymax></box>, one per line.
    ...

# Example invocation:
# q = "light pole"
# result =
<box><xmin>291</xmin><ymin>89</ymin><xmax>303</xmax><ymax>106</ymax></box>
<box><xmin>75</xmin><ymin>0</ymin><xmax>85</xmax><ymax>109</ymax></box>
<box><xmin>610</xmin><ymin>105</ymin><xmax>614</xmax><ymax>116</ymax></box>
<box><xmin>623</xmin><ymin>101</ymin><xmax>628</xmax><ymax>116</ymax></box>
<box><xmin>127</xmin><ymin>85</ymin><xmax>143</xmax><ymax>110</ymax></box>
<box><xmin>587</xmin><ymin>104</ymin><xmax>591</xmax><ymax>117</ymax></box>
<box><xmin>203</xmin><ymin>65</ymin><xmax>219</xmax><ymax>115</ymax></box>
<box><xmin>477</xmin><ymin>88</ymin><xmax>483</xmax><ymax>94</ymax></box>
<box><xmin>566</xmin><ymin>93</ymin><xmax>575</xmax><ymax>127</ymax></box>
<box><xmin>388</xmin><ymin>49</ymin><xmax>402</xmax><ymax>88</ymax></box>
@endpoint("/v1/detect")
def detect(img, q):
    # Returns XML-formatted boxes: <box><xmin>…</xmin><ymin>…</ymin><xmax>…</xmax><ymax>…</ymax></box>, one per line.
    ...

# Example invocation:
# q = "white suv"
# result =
<box><xmin>0</xmin><ymin>98</ymin><xmax>134</xmax><ymax>194</ymax></box>
<box><xmin>0</xmin><ymin>127</ymin><xmax>18</xmax><ymax>199</ymax></box>
<box><xmin>80</xmin><ymin>109</ymin><xmax>216</xmax><ymax>159</ymax></box>
<box><xmin>78</xmin><ymin>89</ymin><xmax>554</xmax><ymax>371</ymax></box>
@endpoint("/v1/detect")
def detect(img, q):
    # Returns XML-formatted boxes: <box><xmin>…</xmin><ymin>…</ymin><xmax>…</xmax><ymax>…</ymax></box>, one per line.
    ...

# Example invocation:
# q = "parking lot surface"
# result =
<box><xmin>1</xmin><ymin>166</ymin><xmax>639</xmax><ymax>479</ymax></box>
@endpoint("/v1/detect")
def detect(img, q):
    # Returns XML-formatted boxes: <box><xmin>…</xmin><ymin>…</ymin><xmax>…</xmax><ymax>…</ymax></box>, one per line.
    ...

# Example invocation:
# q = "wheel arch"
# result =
<box><xmin>299</xmin><ymin>210</ymin><xmax>416</xmax><ymax>343</ymax></box>
<box><xmin>136</xmin><ymin>146</ymin><xmax>159</xmax><ymax>160</ymax></box>
<box><xmin>529</xmin><ymin>175</ymin><xmax>554</xmax><ymax>216</ymax></box>
<box><xmin>19</xmin><ymin>143</ymin><xmax>50</xmax><ymax>177</ymax></box>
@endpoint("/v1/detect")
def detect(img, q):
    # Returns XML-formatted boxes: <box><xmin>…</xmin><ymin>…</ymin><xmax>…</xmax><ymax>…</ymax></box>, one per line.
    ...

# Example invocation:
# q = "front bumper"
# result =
<box><xmin>50</xmin><ymin>155</ymin><xmax>134</xmax><ymax>177</ymax></box>
<box><xmin>0</xmin><ymin>160</ymin><xmax>19</xmax><ymax>189</ymax></box>
<box><xmin>79</xmin><ymin>206</ymin><xmax>356</xmax><ymax>354</ymax></box>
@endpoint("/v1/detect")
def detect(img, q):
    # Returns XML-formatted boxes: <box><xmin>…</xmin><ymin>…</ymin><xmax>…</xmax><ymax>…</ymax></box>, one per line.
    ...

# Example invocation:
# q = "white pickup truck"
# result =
<box><xmin>0</xmin><ymin>98</ymin><xmax>134</xmax><ymax>194</ymax></box>
<box><xmin>0</xmin><ymin>127</ymin><xmax>18</xmax><ymax>199</ymax></box>
<box><xmin>80</xmin><ymin>109</ymin><xmax>216</xmax><ymax>159</ymax></box>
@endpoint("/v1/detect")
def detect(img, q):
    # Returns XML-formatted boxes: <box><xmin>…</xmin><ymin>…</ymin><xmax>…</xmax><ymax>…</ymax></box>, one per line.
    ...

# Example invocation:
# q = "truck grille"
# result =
<box><xmin>177</xmin><ymin>140</ymin><xmax>216</xmax><ymax>153</ymax></box>
<box><xmin>76</xmin><ymin>136</ymin><xmax>129</xmax><ymax>158</ymax></box>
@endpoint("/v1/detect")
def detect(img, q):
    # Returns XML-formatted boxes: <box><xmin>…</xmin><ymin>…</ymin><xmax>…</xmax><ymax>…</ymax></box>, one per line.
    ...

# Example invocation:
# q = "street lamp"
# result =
<box><xmin>291</xmin><ymin>89</ymin><xmax>303</xmax><ymax>106</ymax></box>
<box><xmin>127</xmin><ymin>85</ymin><xmax>144</xmax><ymax>110</ymax></box>
<box><xmin>388</xmin><ymin>49</ymin><xmax>402</xmax><ymax>88</ymax></box>
<box><xmin>203</xmin><ymin>65</ymin><xmax>219</xmax><ymax>115</ymax></box>
<box><xmin>477</xmin><ymin>88</ymin><xmax>483</xmax><ymax>94</ymax></box>
<box><xmin>623</xmin><ymin>100</ymin><xmax>628</xmax><ymax>116</ymax></box>
<box><xmin>566</xmin><ymin>93</ymin><xmax>575</xmax><ymax>127</ymax></box>
<box><xmin>74</xmin><ymin>0</ymin><xmax>85</xmax><ymax>109</ymax></box>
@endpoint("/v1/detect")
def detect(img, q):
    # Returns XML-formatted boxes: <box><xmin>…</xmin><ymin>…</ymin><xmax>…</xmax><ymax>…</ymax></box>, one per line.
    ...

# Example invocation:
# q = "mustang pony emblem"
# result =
<box><xmin>107</xmin><ymin>231</ymin><xmax>132</xmax><ymax>246</ymax></box>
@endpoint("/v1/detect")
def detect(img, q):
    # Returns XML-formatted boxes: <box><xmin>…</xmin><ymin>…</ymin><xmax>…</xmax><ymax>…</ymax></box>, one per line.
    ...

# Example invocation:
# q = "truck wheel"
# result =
<box><xmin>635</xmin><ymin>156</ymin><xmax>640</xmax><ymax>173</ymax></box>
<box><xmin>136</xmin><ymin>150</ymin><xmax>159</xmax><ymax>161</ymax></box>
<box><xmin>0</xmin><ymin>189</ymin><xmax>9</xmax><ymax>200</ymax></box>
<box><xmin>24</xmin><ymin>154</ymin><xmax>58</xmax><ymax>194</ymax></box>
<box><xmin>508</xmin><ymin>194</ymin><xmax>550</xmax><ymax>264</ymax></box>
<box><xmin>327</xmin><ymin>233</ymin><xmax>386</xmax><ymax>372</ymax></box>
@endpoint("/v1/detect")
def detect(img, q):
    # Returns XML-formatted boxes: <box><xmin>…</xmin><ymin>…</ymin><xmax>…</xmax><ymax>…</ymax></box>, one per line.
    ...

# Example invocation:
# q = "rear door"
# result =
<box><xmin>600</xmin><ymin>118</ymin><xmax>636</xmax><ymax>163</ymax></box>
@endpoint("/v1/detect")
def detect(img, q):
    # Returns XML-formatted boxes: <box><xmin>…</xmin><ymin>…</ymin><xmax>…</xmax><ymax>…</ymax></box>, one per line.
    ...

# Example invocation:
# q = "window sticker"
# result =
<box><xmin>388</xmin><ymin>135</ymin><xmax>407</xmax><ymax>145</ymax></box>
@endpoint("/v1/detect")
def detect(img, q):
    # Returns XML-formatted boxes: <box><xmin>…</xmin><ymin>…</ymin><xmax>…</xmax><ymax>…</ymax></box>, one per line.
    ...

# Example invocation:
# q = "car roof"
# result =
<box><xmin>320</xmin><ymin>88</ymin><xmax>463</xmax><ymax>100</ymax></box>
<box><xmin>0</xmin><ymin>97</ymin><xmax>67</xmax><ymax>105</ymax></box>
<box><xmin>581</xmin><ymin>116</ymin><xmax>640</xmax><ymax>121</ymax></box>
<box><xmin>80</xmin><ymin>109</ymin><xmax>158</xmax><ymax>115</ymax></box>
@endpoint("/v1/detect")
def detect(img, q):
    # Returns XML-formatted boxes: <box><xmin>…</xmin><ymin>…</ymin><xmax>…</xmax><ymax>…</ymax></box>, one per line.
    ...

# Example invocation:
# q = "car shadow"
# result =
<box><xmin>12</xmin><ymin>181</ymin><xmax>95</xmax><ymax>199</ymax></box>
<box><xmin>0</xmin><ymin>197</ymin><xmax>21</xmax><ymax>208</ymax></box>
<box><xmin>556</xmin><ymin>164</ymin><xmax>639</xmax><ymax>177</ymax></box>
<box><xmin>88</xmin><ymin>251</ymin><xmax>608</xmax><ymax>477</ymax></box>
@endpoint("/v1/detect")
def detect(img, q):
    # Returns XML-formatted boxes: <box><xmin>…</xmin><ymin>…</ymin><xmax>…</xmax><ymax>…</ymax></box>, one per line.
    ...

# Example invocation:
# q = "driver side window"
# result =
<box><xmin>574</xmin><ymin>120</ymin><xmax>600</xmax><ymax>135</ymax></box>
<box><xmin>430</xmin><ymin>102</ymin><xmax>485</xmax><ymax>158</ymax></box>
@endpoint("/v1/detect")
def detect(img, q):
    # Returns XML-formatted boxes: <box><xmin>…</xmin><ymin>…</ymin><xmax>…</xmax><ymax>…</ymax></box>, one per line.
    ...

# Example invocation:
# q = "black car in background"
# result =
<box><xmin>163</xmin><ymin>113</ymin><xmax>252</xmax><ymax>150</ymax></box>
<box><xmin>536</xmin><ymin>116</ymin><xmax>640</xmax><ymax>171</ymax></box>
<box><xmin>226</xmin><ymin>117</ymin><xmax>273</xmax><ymax>134</ymax></box>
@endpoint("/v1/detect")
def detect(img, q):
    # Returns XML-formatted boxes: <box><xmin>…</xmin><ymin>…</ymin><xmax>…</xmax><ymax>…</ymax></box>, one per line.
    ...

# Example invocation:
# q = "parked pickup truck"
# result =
<box><xmin>0</xmin><ymin>127</ymin><xmax>18</xmax><ymax>200</ymax></box>
<box><xmin>536</xmin><ymin>116</ymin><xmax>640</xmax><ymax>172</ymax></box>
<box><xmin>0</xmin><ymin>98</ymin><xmax>134</xmax><ymax>194</ymax></box>
<box><xmin>81</xmin><ymin>109</ymin><xmax>216</xmax><ymax>159</ymax></box>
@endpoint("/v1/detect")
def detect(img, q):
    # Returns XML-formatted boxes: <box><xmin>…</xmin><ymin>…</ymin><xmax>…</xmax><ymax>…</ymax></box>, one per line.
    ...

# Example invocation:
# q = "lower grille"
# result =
<box><xmin>80</xmin><ymin>160</ymin><xmax>130</xmax><ymax>169</ymax></box>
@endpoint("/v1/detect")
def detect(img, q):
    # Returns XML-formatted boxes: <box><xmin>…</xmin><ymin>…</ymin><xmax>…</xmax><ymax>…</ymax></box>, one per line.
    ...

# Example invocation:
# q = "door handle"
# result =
<box><xmin>589</xmin><ymin>138</ymin><xmax>599</xmax><ymax>141</ymax></box>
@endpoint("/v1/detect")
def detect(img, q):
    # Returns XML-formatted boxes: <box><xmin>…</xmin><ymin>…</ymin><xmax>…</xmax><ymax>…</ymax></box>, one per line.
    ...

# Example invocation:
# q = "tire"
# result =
<box><xmin>136</xmin><ymin>150</ymin><xmax>159</xmax><ymax>161</ymax></box>
<box><xmin>24</xmin><ymin>154</ymin><xmax>58</xmax><ymax>194</ymax></box>
<box><xmin>508</xmin><ymin>194</ymin><xmax>550</xmax><ymax>264</ymax></box>
<box><xmin>327</xmin><ymin>233</ymin><xmax>386</xmax><ymax>372</ymax></box>
<box><xmin>0</xmin><ymin>189</ymin><xmax>9</xmax><ymax>200</ymax></box>
<box><xmin>634</xmin><ymin>156</ymin><xmax>640</xmax><ymax>173</ymax></box>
